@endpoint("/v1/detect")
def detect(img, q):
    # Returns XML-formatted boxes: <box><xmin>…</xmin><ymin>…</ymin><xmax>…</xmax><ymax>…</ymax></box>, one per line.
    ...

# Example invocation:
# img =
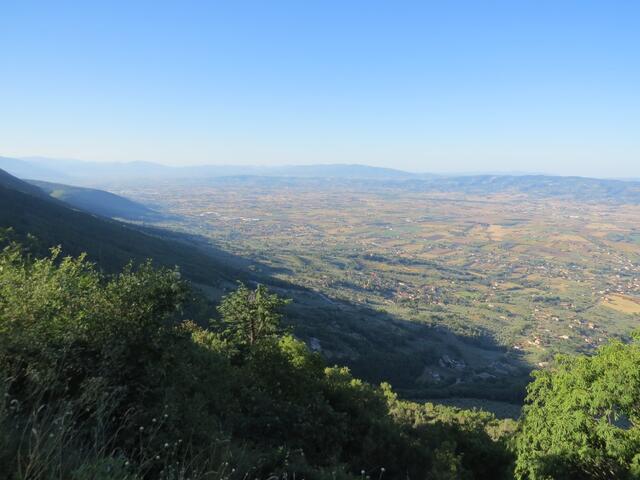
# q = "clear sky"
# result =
<box><xmin>1</xmin><ymin>1</ymin><xmax>639</xmax><ymax>177</ymax></box>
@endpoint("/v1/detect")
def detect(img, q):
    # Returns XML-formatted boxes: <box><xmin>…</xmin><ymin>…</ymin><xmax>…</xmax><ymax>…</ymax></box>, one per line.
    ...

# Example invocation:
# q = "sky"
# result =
<box><xmin>1</xmin><ymin>1</ymin><xmax>639</xmax><ymax>177</ymax></box>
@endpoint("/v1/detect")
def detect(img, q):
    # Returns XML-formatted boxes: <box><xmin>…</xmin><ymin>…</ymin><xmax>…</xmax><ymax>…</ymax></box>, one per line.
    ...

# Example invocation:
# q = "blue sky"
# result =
<box><xmin>1</xmin><ymin>1</ymin><xmax>639</xmax><ymax>177</ymax></box>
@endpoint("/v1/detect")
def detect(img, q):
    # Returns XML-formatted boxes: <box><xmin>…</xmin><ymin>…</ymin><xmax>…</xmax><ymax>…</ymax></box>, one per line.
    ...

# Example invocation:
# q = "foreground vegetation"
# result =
<box><xmin>2</xmin><ymin>237</ymin><xmax>640</xmax><ymax>479</ymax></box>
<box><xmin>0</xmin><ymin>241</ymin><xmax>515</xmax><ymax>479</ymax></box>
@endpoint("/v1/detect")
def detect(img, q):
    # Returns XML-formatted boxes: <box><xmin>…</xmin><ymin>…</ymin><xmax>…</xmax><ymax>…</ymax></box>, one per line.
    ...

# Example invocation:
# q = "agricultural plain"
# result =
<box><xmin>110</xmin><ymin>177</ymin><xmax>640</xmax><ymax>403</ymax></box>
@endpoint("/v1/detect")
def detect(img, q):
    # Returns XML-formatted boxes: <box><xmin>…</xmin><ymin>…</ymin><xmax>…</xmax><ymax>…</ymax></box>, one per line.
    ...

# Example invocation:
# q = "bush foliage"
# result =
<box><xmin>0</xmin><ymin>242</ymin><xmax>514</xmax><ymax>479</ymax></box>
<box><xmin>515</xmin><ymin>337</ymin><xmax>640</xmax><ymax>479</ymax></box>
<box><xmin>4</xmin><ymin>237</ymin><xmax>638</xmax><ymax>479</ymax></box>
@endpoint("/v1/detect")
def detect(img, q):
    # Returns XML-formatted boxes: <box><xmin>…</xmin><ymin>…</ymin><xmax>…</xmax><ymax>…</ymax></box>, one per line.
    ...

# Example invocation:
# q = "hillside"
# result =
<box><xmin>0</xmin><ymin>246</ymin><xmax>517</xmax><ymax>479</ymax></box>
<box><xmin>28</xmin><ymin>179</ymin><xmax>161</xmax><ymax>221</ymax></box>
<box><xmin>3</xmin><ymin>223</ymin><xmax>639</xmax><ymax>479</ymax></box>
<box><xmin>2</xmin><ymin>167</ymin><xmax>637</xmax><ymax>477</ymax></box>
<box><xmin>0</xmin><ymin>168</ymin><xmax>49</xmax><ymax>197</ymax></box>
<box><xmin>0</xmin><ymin>169</ymin><xmax>239</xmax><ymax>286</ymax></box>
<box><xmin>0</xmin><ymin>168</ymin><xmax>529</xmax><ymax>404</ymax></box>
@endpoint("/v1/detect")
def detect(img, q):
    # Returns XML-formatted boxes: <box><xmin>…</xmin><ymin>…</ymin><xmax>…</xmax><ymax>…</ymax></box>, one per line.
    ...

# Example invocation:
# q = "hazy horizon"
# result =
<box><xmin>4</xmin><ymin>154</ymin><xmax>639</xmax><ymax>181</ymax></box>
<box><xmin>2</xmin><ymin>1</ymin><xmax>639</xmax><ymax>178</ymax></box>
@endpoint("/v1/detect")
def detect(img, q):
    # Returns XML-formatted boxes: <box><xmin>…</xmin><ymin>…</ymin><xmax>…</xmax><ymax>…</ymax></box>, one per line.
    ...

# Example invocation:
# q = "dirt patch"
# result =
<box><xmin>602</xmin><ymin>294</ymin><xmax>640</xmax><ymax>314</ymax></box>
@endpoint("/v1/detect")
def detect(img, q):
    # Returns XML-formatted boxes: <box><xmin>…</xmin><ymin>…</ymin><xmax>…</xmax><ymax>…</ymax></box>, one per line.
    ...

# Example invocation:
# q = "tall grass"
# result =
<box><xmin>0</xmin><ymin>380</ymin><xmax>358</xmax><ymax>480</ymax></box>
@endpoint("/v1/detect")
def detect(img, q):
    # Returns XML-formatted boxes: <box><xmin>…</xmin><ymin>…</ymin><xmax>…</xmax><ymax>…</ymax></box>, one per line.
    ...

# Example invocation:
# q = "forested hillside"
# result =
<box><xmin>0</xmin><ymin>239</ymin><xmax>515</xmax><ymax>479</ymax></box>
<box><xmin>2</xmin><ymin>233</ymin><xmax>640</xmax><ymax>479</ymax></box>
<box><xmin>0</xmin><ymin>169</ymin><xmax>239</xmax><ymax>285</ymax></box>
<box><xmin>28</xmin><ymin>180</ymin><xmax>161</xmax><ymax>221</ymax></box>
<box><xmin>3</xmin><ymin>167</ymin><xmax>640</xmax><ymax>478</ymax></box>
<box><xmin>0</xmin><ymin>168</ymin><xmax>528</xmax><ymax>404</ymax></box>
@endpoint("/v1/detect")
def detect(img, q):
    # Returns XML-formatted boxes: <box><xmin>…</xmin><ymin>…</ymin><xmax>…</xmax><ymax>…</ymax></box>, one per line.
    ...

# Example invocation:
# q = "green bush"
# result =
<box><xmin>515</xmin><ymin>338</ymin><xmax>640</xmax><ymax>479</ymax></box>
<box><xmin>0</xmin><ymin>244</ymin><xmax>514</xmax><ymax>479</ymax></box>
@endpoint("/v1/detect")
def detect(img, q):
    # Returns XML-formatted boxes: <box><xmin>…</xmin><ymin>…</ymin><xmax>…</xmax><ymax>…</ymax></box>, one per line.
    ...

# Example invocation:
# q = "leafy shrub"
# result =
<box><xmin>515</xmin><ymin>338</ymin><xmax>640</xmax><ymax>479</ymax></box>
<box><xmin>0</xmin><ymin>244</ymin><xmax>514</xmax><ymax>479</ymax></box>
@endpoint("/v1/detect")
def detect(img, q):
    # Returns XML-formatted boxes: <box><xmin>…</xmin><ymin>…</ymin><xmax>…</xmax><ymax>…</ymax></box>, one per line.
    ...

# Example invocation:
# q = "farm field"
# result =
<box><xmin>109</xmin><ymin>177</ymin><xmax>640</xmax><ymax>403</ymax></box>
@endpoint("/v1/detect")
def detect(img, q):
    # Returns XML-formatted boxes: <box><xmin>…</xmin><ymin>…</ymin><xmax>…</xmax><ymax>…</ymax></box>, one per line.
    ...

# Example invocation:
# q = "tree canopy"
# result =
<box><xmin>218</xmin><ymin>282</ymin><xmax>290</xmax><ymax>345</ymax></box>
<box><xmin>6</xmin><ymin>233</ymin><xmax>640</xmax><ymax>479</ymax></box>
<box><xmin>516</xmin><ymin>337</ymin><xmax>640</xmax><ymax>479</ymax></box>
<box><xmin>0</xmin><ymin>243</ymin><xmax>515</xmax><ymax>479</ymax></box>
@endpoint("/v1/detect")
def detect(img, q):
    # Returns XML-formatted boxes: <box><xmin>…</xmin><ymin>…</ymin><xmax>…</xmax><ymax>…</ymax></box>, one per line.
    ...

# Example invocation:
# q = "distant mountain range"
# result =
<box><xmin>2</xmin><ymin>155</ymin><xmax>640</xmax><ymax>203</ymax></box>
<box><xmin>401</xmin><ymin>174</ymin><xmax>640</xmax><ymax>203</ymax></box>
<box><xmin>1</xmin><ymin>156</ymin><xmax>419</xmax><ymax>183</ymax></box>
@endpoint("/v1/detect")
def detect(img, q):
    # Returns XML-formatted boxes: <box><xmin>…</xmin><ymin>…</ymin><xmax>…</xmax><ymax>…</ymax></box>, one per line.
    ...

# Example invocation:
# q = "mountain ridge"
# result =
<box><xmin>3</xmin><ymin>155</ymin><xmax>639</xmax><ymax>185</ymax></box>
<box><xmin>27</xmin><ymin>179</ymin><xmax>161</xmax><ymax>221</ymax></box>
<box><xmin>0</xmin><ymin>168</ymin><xmax>241</xmax><ymax>286</ymax></box>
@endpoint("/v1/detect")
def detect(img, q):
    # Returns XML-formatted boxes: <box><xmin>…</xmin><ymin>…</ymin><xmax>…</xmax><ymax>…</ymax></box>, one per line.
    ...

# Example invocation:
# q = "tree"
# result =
<box><xmin>0</xmin><ymin>245</ymin><xmax>514</xmax><ymax>479</ymax></box>
<box><xmin>515</xmin><ymin>336</ymin><xmax>640</xmax><ymax>479</ymax></box>
<box><xmin>217</xmin><ymin>283</ymin><xmax>291</xmax><ymax>346</ymax></box>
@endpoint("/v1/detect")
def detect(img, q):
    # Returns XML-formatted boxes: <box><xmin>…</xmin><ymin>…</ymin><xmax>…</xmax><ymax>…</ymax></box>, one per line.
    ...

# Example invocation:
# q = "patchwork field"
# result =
<box><xmin>603</xmin><ymin>294</ymin><xmax>640</xmax><ymax>314</ymax></box>
<box><xmin>109</xmin><ymin>177</ymin><xmax>640</xmax><ymax>404</ymax></box>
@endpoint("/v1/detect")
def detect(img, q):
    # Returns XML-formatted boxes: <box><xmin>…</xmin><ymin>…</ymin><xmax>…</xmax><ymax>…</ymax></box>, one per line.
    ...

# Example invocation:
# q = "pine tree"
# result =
<box><xmin>217</xmin><ymin>283</ymin><xmax>291</xmax><ymax>345</ymax></box>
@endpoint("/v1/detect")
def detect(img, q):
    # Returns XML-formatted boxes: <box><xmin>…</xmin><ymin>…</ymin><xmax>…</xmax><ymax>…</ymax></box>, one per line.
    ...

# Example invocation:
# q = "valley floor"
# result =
<box><xmin>107</xmin><ymin>178</ymin><xmax>640</xmax><ymax>401</ymax></box>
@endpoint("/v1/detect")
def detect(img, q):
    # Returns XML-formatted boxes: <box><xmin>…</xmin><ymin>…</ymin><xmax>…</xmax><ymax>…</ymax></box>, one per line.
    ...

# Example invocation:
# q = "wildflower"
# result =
<box><xmin>125</xmin><ymin>461</ymin><xmax>130</xmax><ymax>466</ymax></box>
<box><xmin>380</xmin><ymin>467</ymin><xmax>385</xmax><ymax>472</ymax></box>
<box><xmin>164</xmin><ymin>443</ymin><xmax>169</xmax><ymax>448</ymax></box>
<box><xmin>152</xmin><ymin>418</ymin><xmax>157</xmax><ymax>423</ymax></box>
<box><xmin>156</xmin><ymin>455</ymin><xmax>160</xmax><ymax>460</ymax></box>
<box><xmin>139</xmin><ymin>426</ymin><xmax>144</xmax><ymax>431</ymax></box>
